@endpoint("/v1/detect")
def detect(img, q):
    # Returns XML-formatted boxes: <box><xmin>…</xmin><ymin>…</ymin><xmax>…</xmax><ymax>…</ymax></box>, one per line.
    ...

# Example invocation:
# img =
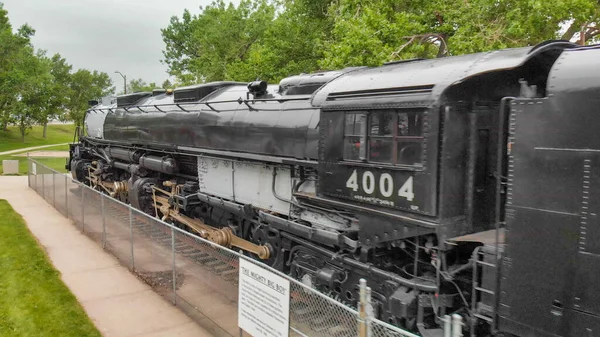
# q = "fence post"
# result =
<box><xmin>42</xmin><ymin>169</ymin><xmax>45</xmax><ymax>200</ymax></box>
<box><xmin>171</xmin><ymin>226</ymin><xmax>177</xmax><ymax>306</ymax></box>
<box><xmin>130</xmin><ymin>207</ymin><xmax>134</xmax><ymax>271</ymax></box>
<box><xmin>444</xmin><ymin>315</ymin><xmax>451</xmax><ymax>337</ymax></box>
<box><xmin>81</xmin><ymin>184</ymin><xmax>85</xmax><ymax>231</ymax></box>
<box><xmin>27</xmin><ymin>156</ymin><xmax>31</xmax><ymax>188</ymax></box>
<box><xmin>52</xmin><ymin>173</ymin><xmax>56</xmax><ymax>208</ymax></box>
<box><xmin>101</xmin><ymin>194</ymin><xmax>106</xmax><ymax>249</ymax></box>
<box><xmin>452</xmin><ymin>314</ymin><xmax>463</xmax><ymax>337</ymax></box>
<box><xmin>65</xmin><ymin>175</ymin><xmax>68</xmax><ymax>219</ymax></box>
<box><xmin>358</xmin><ymin>278</ymin><xmax>367</xmax><ymax>337</ymax></box>
<box><xmin>365</xmin><ymin>286</ymin><xmax>373</xmax><ymax>337</ymax></box>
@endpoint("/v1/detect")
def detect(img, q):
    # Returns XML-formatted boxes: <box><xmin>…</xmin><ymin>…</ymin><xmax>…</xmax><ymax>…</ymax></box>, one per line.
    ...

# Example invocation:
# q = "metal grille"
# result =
<box><xmin>27</xmin><ymin>158</ymin><xmax>424</xmax><ymax>337</ymax></box>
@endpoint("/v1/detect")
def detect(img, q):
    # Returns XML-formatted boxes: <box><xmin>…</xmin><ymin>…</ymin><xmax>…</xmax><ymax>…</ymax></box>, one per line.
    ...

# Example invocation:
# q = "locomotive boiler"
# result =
<box><xmin>67</xmin><ymin>40</ymin><xmax>600</xmax><ymax>337</ymax></box>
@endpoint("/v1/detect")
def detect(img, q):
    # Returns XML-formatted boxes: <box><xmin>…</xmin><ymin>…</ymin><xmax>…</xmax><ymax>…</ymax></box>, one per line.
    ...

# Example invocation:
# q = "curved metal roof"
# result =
<box><xmin>312</xmin><ymin>40</ymin><xmax>578</xmax><ymax>108</ymax></box>
<box><xmin>547</xmin><ymin>44</ymin><xmax>600</xmax><ymax>97</ymax></box>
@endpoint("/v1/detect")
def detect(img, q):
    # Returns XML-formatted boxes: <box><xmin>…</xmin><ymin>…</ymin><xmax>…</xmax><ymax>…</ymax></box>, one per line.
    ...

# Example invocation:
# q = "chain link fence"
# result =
<box><xmin>27</xmin><ymin>158</ymin><xmax>422</xmax><ymax>337</ymax></box>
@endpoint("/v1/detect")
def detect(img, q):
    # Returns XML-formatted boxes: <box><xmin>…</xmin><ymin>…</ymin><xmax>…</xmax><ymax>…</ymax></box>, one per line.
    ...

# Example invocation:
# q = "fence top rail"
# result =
<box><xmin>28</xmin><ymin>157</ymin><xmax>421</xmax><ymax>337</ymax></box>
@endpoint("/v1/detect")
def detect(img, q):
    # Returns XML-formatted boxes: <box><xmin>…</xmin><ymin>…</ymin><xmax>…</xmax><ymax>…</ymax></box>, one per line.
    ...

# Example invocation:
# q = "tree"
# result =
<box><xmin>224</xmin><ymin>0</ymin><xmax>334</xmax><ymax>82</ymax></box>
<box><xmin>162</xmin><ymin>0</ymin><xmax>600</xmax><ymax>83</ymax></box>
<box><xmin>67</xmin><ymin>69</ymin><xmax>114</xmax><ymax>127</ymax></box>
<box><xmin>12</xmin><ymin>47</ymin><xmax>52</xmax><ymax>142</ymax></box>
<box><xmin>120</xmin><ymin>78</ymin><xmax>159</xmax><ymax>94</ymax></box>
<box><xmin>162</xmin><ymin>79</ymin><xmax>173</xmax><ymax>89</ymax></box>
<box><xmin>33</xmin><ymin>52</ymin><xmax>72</xmax><ymax>138</ymax></box>
<box><xmin>0</xmin><ymin>3</ymin><xmax>112</xmax><ymax>142</ymax></box>
<box><xmin>161</xmin><ymin>0</ymin><xmax>276</xmax><ymax>83</ymax></box>
<box><xmin>0</xmin><ymin>3</ymin><xmax>37</xmax><ymax>131</ymax></box>
<box><xmin>318</xmin><ymin>0</ymin><xmax>600</xmax><ymax>69</ymax></box>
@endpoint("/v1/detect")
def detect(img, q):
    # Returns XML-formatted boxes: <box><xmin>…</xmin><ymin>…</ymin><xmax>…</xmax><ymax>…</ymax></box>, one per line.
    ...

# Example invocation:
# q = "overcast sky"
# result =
<box><xmin>2</xmin><ymin>0</ymin><xmax>239</xmax><ymax>92</ymax></box>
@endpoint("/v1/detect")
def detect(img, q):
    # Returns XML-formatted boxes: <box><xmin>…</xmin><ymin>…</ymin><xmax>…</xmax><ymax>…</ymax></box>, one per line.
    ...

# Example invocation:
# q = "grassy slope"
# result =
<box><xmin>0</xmin><ymin>200</ymin><xmax>100</xmax><ymax>337</ymax></box>
<box><xmin>0</xmin><ymin>125</ymin><xmax>73</xmax><ymax>175</ymax></box>
<box><xmin>0</xmin><ymin>155</ymin><xmax>68</xmax><ymax>176</ymax></box>
<box><xmin>0</xmin><ymin>124</ymin><xmax>76</xmax><ymax>153</ymax></box>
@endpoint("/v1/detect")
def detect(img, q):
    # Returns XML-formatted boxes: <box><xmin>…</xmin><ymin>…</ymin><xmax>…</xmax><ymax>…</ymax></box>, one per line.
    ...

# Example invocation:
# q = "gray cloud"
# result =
<box><xmin>2</xmin><ymin>0</ymin><xmax>239</xmax><ymax>92</ymax></box>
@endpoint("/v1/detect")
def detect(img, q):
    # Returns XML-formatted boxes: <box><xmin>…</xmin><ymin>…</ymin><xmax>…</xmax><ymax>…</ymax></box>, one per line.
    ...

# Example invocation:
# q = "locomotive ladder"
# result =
<box><xmin>469</xmin><ymin>232</ymin><xmax>503</xmax><ymax>337</ymax></box>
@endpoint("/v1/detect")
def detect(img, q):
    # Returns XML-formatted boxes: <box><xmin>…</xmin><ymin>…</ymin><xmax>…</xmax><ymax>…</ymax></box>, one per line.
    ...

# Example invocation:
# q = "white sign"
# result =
<box><xmin>238</xmin><ymin>258</ymin><xmax>290</xmax><ymax>337</ymax></box>
<box><xmin>31</xmin><ymin>162</ymin><xmax>36</xmax><ymax>175</ymax></box>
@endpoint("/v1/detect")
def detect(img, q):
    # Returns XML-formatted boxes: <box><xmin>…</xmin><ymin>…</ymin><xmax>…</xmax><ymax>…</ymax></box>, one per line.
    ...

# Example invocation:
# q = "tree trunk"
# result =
<box><xmin>1</xmin><ymin>112</ymin><xmax>7</xmax><ymax>131</ymax></box>
<box><xmin>43</xmin><ymin>122</ymin><xmax>48</xmax><ymax>138</ymax></box>
<box><xmin>561</xmin><ymin>21</ymin><xmax>582</xmax><ymax>41</ymax></box>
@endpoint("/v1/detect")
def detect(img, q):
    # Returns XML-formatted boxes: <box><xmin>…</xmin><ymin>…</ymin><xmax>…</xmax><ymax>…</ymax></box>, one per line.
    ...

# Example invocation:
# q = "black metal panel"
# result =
<box><xmin>152</xmin><ymin>88</ymin><xmax>166</xmax><ymax>96</ymax></box>
<box><xmin>573</xmin><ymin>253</ymin><xmax>600</xmax><ymax>317</ymax></box>
<box><xmin>103</xmin><ymin>84</ymin><xmax>321</xmax><ymax>160</ymax></box>
<box><xmin>317</xmin><ymin>109</ymin><xmax>438</xmax><ymax>217</ymax></box>
<box><xmin>278</xmin><ymin>68</ymin><xmax>360</xmax><ymax>95</ymax></box>
<box><xmin>312</xmin><ymin>41</ymin><xmax>575</xmax><ymax>109</ymax></box>
<box><xmin>116</xmin><ymin>92</ymin><xmax>151</xmax><ymax>107</ymax></box>
<box><xmin>548</xmin><ymin>45</ymin><xmax>600</xmax><ymax>99</ymax></box>
<box><xmin>498</xmin><ymin>207</ymin><xmax>580</xmax><ymax>337</ymax></box>
<box><xmin>509</xmin><ymin>146</ymin><xmax>584</xmax><ymax>215</ymax></box>
<box><xmin>320</xmin><ymin>164</ymin><xmax>432</xmax><ymax>214</ymax></box>
<box><xmin>357</xmin><ymin>213</ymin><xmax>435</xmax><ymax>246</ymax></box>
<box><xmin>568</xmin><ymin>310</ymin><xmax>600</xmax><ymax>337</ymax></box>
<box><xmin>499</xmin><ymin>87</ymin><xmax>600</xmax><ymax>337</ymax></box>
<box><xmin>173</xmin><ymin>81</ymin><xmax>244</xmax><ymax>103</ymax></box>
<box><xmin>437</xmin><ymin>105</ymin><xmax>468</xmax><ymax>220</ymax></box>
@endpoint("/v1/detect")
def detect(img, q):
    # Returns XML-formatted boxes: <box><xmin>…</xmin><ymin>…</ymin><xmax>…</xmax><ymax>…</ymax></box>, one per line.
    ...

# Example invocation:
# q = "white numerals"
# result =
<box><xmin>345</xmin><ymin>169</ymin><xmax>415</xmax><ymax>201</ymax></box>
<box><xmin>379</xmin><ymin>173</ymin><xmax>393</xmax><ymax>197</ymax></box>
<box><xmin>398</xmin><ymin>176</ymin><xmax>414</xmax><ymax>201</ymax></box>
<box><xmin>362</xmin><ymin>171</ymin><xmax>375</xmax><ymax>194</ymax></box>
<box><xmin>346</xmin><ymin>169</ymin><xmax>359</xmax><ymax>191</ymax></box>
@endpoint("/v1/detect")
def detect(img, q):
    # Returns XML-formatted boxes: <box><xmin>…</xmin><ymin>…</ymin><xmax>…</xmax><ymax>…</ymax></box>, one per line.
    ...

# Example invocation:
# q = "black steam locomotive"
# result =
<box><xmin>67</xmin><ymin>40</ymin><xmax>600</xmax><ymax>337</ymax></box>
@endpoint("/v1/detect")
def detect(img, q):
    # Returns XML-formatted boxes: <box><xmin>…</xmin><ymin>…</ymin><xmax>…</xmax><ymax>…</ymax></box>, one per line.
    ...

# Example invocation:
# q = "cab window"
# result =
<box><xmin>343</xmin><ymin>109</ymin><xmax>424</xmax><ymax>166</ymax></box>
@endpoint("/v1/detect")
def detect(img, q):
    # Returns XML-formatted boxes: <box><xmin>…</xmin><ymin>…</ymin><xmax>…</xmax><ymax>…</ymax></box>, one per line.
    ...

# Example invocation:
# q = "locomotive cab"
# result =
<box><xmin>308</xmin><ymin>40</ymin><xmax>578</xmax><ymax>334</ymax></box>
<box><xmin>311</xmin><ymin>41</ymin><xmax>575</xmax><ymax>247</ymax></box>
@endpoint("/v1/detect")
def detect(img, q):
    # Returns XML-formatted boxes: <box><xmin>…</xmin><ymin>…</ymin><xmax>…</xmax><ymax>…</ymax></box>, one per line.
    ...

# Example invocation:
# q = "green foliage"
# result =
<box><xmin>162</xmin><ymin>0</ymin><xmax>600</xmax><ymax>83</ymax></box>
<box><xmin>0</xmin><ymin>200</ymin><xmax>99</xmax><ymax>335</ymax></box>
<box><xmin>67</xmin><ymin>69</ymin><xmax>114</xmax><ymax>127</ymax></box>
<box><xmin>122</xmin><ymin>78</ymin><xmax>159</xmax><ymax>94</ymax></box>
<box><xmin>44</xmin><ymin>54</ymin><xmax>73</xmax><ymax>124</ymax></box>
<box><xmin>162</xmin><ymin>0</ymin><xmax>277</xmax><ymax>83</ymax></box>
<box><xmin>320</xmin><ymin>0</ymin><xmax>600</xmax><ymax>68</ymax></box>
<box><xmin>0</xmin><ymin>4</ymin><xmax>112</xmax><ymax>139</ymax></box>
<box><xmin>162</xmin><ymin>79</ymin><xmax>173</xmax><ymax>89</ymax></box>
<box><xmin>0</xmin><ymin>4</ymin><xmax>37</xmax><ymax>132</ymax></box>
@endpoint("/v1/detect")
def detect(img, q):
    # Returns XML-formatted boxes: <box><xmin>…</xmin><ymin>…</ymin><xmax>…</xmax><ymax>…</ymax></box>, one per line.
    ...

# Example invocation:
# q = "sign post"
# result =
<box><xmin>238</xmin><ymin>258</ymin><xmax>290</xmax><ymax>337</ymax></box>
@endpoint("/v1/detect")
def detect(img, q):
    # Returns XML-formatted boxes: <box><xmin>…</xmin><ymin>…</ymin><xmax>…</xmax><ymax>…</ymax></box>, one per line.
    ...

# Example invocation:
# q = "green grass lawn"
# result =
<box><xmin>0</xmin><ymin>200</ymin><xmax>101</xmax><ymax>337</ymax></box>
<box><xmin>0</xmin><ymin>143</ymin><xmax>71</xmax><ymax>176</ymax></box>
<box><xmin>0</xmin><ymin>155</ymin><xmax>68</xmax><ymax>176</ymax></box>
<box><xmin>0</xmin><ymin>124</ymin><xmax>76</xmax><ymax>153</ymax></box>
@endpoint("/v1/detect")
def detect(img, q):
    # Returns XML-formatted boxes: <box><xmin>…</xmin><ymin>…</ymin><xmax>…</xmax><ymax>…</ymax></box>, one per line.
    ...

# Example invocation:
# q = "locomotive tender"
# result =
<box><xmin>67</xmin><ymin>40</ymin><xmax>600</xmax><ymax>337</ymax></box>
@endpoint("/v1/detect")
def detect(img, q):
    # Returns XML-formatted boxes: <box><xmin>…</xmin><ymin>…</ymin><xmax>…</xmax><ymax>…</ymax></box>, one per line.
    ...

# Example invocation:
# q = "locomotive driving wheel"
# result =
<box><xmin>250</xmin><ymin>225</ymin><xmax>281</xmax><ymax>268</ymax></box>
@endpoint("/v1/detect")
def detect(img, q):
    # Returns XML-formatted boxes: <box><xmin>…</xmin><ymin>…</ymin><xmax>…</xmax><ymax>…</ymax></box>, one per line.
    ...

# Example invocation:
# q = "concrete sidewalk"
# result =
<box><xmin>0</xmin><ymin>176</ymin><xmax>214</xmax><ymax>337</ymax></box>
